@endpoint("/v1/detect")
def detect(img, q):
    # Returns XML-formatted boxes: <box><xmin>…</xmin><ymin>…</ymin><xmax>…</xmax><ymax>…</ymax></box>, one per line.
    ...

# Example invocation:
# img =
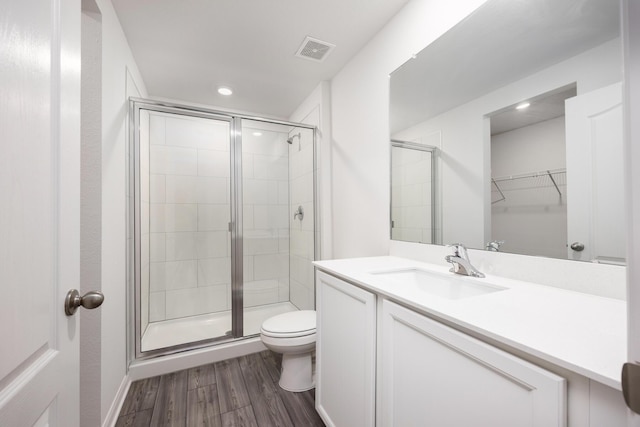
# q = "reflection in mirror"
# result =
<box><xmin>389</xmin><ymin>0</ymin><xmax>624</xmax><ymax>263</ymax></box>
<box><xmin>391</xmin><ymin>141</ymin><xmax>440</xmax><ymax>244</ymax></box>
<box><xmin>489</xmin><ymin>86</ymin><xmax>575</xmax><ymax>259</ymax></box>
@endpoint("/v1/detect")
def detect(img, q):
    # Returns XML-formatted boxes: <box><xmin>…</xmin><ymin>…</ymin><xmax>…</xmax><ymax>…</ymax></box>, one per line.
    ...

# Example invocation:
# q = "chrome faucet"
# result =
<box><xmin>486</xmin><ymin>240</ymin><xmax>505</xmax><ymax>252</ymax></box>
<box><xmin>445</xmin><ymin>243</ymin><xmax>485</xmax><ymax>278</ymax></box>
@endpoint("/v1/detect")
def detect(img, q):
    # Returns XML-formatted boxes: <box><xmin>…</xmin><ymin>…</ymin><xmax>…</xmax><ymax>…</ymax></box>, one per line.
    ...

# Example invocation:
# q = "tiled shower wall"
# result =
<box><xmin>242</xmin><ymin>128</ymin><xmax>291</xmax><ymax>309</ymax></box>
<box><xmin>289</xmin><ymin>129</ymin><xmax>315</xmax><ymax>310</ymax></box>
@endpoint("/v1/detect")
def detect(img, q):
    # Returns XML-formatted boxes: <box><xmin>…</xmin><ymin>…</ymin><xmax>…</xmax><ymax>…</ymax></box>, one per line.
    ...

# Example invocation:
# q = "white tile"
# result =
<box><xmin>166</xmin><ymin>115</ymin><xmax>229</xmax><ymax>150</ymax></box>
<box><xmin>150</xmin><ymin>262</ymin><xmax>166</xmax><ymax>292</ymax></box>
<box><xmin>244</xmin><ymin>235</ymin><xmax>279</xmax><ymax>255</ymax></box>
<box><xmin>290</xmin><ymin>280</ymin><xmax>313</xmax><ymax>310</ymax></box>
<box><xmin>165</xmin><ymin>175</ymin><xmax>198</xmax><ymax>203</ymax></box>
<box><xmin>278</xmin><ymin>278</ymin><xmax>290</xmax><ymax>302</ymax></box>
<box><xmin>278</xmin><ymin>180</ymin><xmax>289</xmax><ymax>205</ymax></box>
<box><xmin>197</xmin><ymin>231</ymin><xmax>229</xmax><ymax>258</ymax></box>
<box><xmin>150</xmin><ymin>145</ymin><xmax>198</xmax><ymax>175</ymax></box>
<box><xmin>291</xmin><ymin>144</ymin><xmax>313</xmax><ymax>179</ymax></box>
<box><xmin>165</xmin><ymin>260</ymin><xmax>198</xmax><ymax>290</ymax></box>
<box><xmin>404</xmin><ymin>159</ymin><xmax>431</xmax><ymax>185</ymax></box>
<box><xmin>165</xmin><ymin>232</ymin><xmax>197</xmax><ymax>261</ymax></box>
<box><xmin>198</xmin><ymin>149</ymin><xmax>230</xmax><ymax>177</ymax></box>
<box><xmin>243</xmin><ymin>134</ymin><xmax>288</xmax><ymax>156</ymax></box>
<box><xmin>243</xmin><ymin>255</ymin><xmax>254</xmax><ymax>282</ymax></box>
<box><xmin>267</xmin><ymin>181</ymin><xmax>279</xmax><ymax>205</ymax></box>
<box><xmin>403</xmin><ymin>206</ymin><xmax>428</xmax><ymax>229</ymax></box>
<box><xmin>291</xmin><ymin>172</ymin><xmax>313</xmax><ymax>205</ymax></box>
<box><xmin>198</xmin><ymin>205</ymin><xmax>230</xmax><ymax>231</ymax></box>
<box><xmin>150</xmin><ymin>115</ymin><xmax>166</xmax><ymax>146</ymax></box>
<box><xmin>242</xmin><ymin>154</ymin><xmax>254</xmax><ymax>179</ymax></box>
<box><xmin>243</xmin><ymin>205</ymin><xmax>254</xmax><ymax>230</ymax></box>
<box><xmin>253</xmin><ymin>205</ymin><xmax>284</xmax><ymax>231</ymax></box>
<box><xmin>150</xmin><ymin>233</ymin><xmax>166</xmax><ymax>262</ymax></box>
<box><xmin>243</xmin><ymin>279</ymin><xmax>279</xmax><ymax>308</ymax></box>
<box><xmin>243</xmin><ymin>179</ymin><xmax>269</xmax><ymax>205</ymax></box>
<box><xmin>198</xmin><ymin>257</ymin><xmax>231</xmax><ymax>286</ymax></box>
<box><xmin>254</xmin><ymin>253</ymin><xmax>288</xmax><ymax>281</ymax></box>
<box><xmin>165</xmin><ymin>204</ymin><xmax>198</xmax><ymax>232</ymax></box>
<box><xmin>149</xmin><ymin>292</ymin><xmax>166</xmax><ymax>322</ymax></box>
<box><xmin>197</xmin><ymin>177</ymin><xmax>229</xmax><ymax>204</ymax></box>
<box><xmin>299</xmin><ymin>202</ymin><xmax>314</xmax><ymax>231</ymax></box>
<box><xmin>150</xmin><ymin>174</ymin><xmax>166</xmax><ymax>203</ymax></box>
<box><xmin>150</xmin><ymin>205</ymin><xmax>166</xmax><ymax>232</ymax></box>
<box><xmin>253</xmin><ymin>155</ymin><xmax>288</xmax><ymax>180</ymax></box>
<box><xmin>165</xmin><ymin>285</ymin><xmax>229</xmax><ymax>319</ymax></box>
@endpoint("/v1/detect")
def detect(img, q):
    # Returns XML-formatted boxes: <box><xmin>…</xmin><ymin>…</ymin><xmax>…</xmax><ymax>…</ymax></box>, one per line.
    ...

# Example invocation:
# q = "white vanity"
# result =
<box><xmin>314</xmin><ymin>256</ymin><xmax>627</xmax><ymax>427</ymax></box>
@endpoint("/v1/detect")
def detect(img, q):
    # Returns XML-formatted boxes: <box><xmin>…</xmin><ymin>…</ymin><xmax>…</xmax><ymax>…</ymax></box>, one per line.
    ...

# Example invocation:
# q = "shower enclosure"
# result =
<box><xmin>128</xmin><ymin>99</ymin><xmax>317</xmax><ymax>358</ymax></box>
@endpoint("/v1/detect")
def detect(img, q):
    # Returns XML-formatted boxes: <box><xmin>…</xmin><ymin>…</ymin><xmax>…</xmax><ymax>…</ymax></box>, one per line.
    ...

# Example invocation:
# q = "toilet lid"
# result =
<box><xmin>261</xmin><ymin>310</ymin><xmax>316</xmax><ymax>338</ymax></box>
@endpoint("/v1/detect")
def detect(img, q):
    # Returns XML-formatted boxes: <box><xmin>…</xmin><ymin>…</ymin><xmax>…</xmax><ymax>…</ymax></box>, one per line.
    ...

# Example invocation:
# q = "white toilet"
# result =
<box><xmin>260</xmin><ymin>310</ymin><xmax>316</xmax><ymax>392</ymax></box>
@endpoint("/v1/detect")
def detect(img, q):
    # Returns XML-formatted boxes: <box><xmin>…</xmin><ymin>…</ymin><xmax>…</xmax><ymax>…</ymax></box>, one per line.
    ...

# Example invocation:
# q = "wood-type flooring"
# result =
<box><xmin>116</xmin><ymin>350</ymin><xmax>325</xmax><ymax>427</ymax></box>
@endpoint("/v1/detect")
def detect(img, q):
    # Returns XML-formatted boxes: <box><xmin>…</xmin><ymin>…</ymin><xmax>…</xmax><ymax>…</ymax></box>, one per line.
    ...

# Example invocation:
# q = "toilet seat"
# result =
<box><xmin>260</xmin><ymin>310</ymin><xmax>316</xmax><ymax>338</ymax></box>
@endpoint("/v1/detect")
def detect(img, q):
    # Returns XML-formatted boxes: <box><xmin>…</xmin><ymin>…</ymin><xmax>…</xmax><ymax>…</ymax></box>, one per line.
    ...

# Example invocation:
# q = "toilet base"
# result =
<box><xmin>278</xmin><ymin>352</ymin><xmax>314</xmax><ymax>392</ymax></box>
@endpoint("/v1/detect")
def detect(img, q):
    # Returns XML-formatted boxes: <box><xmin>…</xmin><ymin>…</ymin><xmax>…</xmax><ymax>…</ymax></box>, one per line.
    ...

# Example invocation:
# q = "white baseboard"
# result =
<box><xmin>128</xmin><ymin>337</ymin><xmax>266</xmax><ymax>381</ymax></box>
<box><xmin>102</xmin><ymin>375</ymin><xmax>131</xmax><ymax>427</ymax></box>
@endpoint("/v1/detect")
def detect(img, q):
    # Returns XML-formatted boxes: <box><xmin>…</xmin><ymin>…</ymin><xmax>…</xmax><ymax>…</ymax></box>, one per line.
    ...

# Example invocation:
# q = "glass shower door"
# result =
<box><xmin>136</xmin><ymin>105</ymin><xmax>233</xmax><ymax>353</ymax></box>
<box><xmin>239</xmin><ymin>120</ymin><xmax>316</xmax><ymax>336</ymax></box>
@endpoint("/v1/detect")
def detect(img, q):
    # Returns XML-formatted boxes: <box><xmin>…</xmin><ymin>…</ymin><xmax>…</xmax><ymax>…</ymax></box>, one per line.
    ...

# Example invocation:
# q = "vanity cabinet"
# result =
<box><xmin>315</xmin><ymin>271</ymin><xmax>377</xmax><ymax>427</ymax></box>
<box><xmin>380</xmin><ymin>300</ymin><xmax>566</xmax><ymax>426</ymax></box>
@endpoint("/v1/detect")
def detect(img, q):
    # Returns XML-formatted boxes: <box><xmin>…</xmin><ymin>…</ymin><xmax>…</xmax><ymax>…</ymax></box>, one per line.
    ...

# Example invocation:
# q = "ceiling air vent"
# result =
<box><xmin>295</xmin><ymin>36</ymin><xmax>335</xmax><ymax>62</ymax></box>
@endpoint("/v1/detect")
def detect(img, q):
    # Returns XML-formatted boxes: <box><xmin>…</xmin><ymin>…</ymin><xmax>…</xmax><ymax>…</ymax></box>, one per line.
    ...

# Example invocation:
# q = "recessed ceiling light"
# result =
<box><xmin>252</xmin><ymin>132</ymin><xmax>262</xmax><ymax>137</ymax></box>
<box><xmin>516</xmin><ymin>102</ymin><xmax>530</xmax><ymax>110</ymax></box>
<box><xmin>217</xmin><ymin>86</ymin><xmax>233</xmax><ymax>96</ymax></box>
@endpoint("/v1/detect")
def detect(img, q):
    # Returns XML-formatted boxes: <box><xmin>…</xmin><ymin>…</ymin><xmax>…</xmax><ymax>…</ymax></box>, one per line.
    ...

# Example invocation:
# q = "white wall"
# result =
<box><xmin>330</xmin><ymin>0</ymin><xmax>488</xmax><ymax>258</ymax></box>
<box><xmin>491</xmin><ymin>117</ymin><xmax>567</xmax><ymax>258</ymax></box>
<box><xmin>97</xmin><ymin>0</ymin><xmax>147</xmax><ymax>423</ymax></box>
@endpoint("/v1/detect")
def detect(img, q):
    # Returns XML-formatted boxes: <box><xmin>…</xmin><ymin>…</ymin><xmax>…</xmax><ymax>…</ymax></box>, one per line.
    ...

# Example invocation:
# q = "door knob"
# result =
<box><xmin>570</xmin><ymin>242</ymin><xmax>585</xmax><ymax>251</ymax></box>
<box><xmin>64</xmin><ymin>289</ymin><xmax>104</xmax><ymax>316</ymax></box>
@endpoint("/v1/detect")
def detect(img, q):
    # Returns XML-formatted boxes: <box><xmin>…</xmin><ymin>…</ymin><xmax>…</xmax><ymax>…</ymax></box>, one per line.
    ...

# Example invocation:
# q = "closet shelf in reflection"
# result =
<box><xmin>491</xmin><ymin>168</ymin><xmax>566</xmax><ymax>203</ymax></box>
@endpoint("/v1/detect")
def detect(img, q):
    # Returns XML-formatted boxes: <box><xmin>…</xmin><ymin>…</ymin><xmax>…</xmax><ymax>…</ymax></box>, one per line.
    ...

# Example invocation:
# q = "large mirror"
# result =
<box><xmin>389</xmin><ymin>0</ymin><xmax>624</xmax><ymax>264</ymax></box>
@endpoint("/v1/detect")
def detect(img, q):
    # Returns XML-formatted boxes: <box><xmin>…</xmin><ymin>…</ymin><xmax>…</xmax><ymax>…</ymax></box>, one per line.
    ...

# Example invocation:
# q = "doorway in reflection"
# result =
<box><xmin>489</xmin><ymin>86</ymin><xmax>575</xmax><ymax>258</ymax></box>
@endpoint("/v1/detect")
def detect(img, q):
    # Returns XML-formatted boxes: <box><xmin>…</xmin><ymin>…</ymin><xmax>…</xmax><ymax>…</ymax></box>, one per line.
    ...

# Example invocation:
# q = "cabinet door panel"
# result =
<box><xmin>316</xmin><ymin>271</ymin><xmax>376</xmax><ymax>427</ymax></box>
<box><xmin>381</xmin><ymin>300</ymin><xmax>566</xmax><ymax>427</ymax></box>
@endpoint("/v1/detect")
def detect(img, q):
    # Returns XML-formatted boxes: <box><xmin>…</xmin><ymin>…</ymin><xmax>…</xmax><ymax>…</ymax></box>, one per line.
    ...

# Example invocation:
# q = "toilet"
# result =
<box><xmin>260</xmin><ymin>310</ymin><xmax>316</xmax><ymax>392</ymax></box>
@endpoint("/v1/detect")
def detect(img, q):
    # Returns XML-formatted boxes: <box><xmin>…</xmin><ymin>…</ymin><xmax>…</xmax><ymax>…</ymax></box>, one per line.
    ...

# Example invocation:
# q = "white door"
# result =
<box><xmin>565</xmin><ymin>82</ymin><xmax>625</xmax><ymax>263</ymax></box>
<box><xmin>0</xmin><ymin>0</ymin><xmax>82</xmax><ymax>425</ymax></box>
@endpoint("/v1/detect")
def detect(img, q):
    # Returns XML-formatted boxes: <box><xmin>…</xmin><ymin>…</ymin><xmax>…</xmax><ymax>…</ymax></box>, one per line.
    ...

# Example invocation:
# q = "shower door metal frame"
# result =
<box><xmin>128</xmin><ymin>97</ymin><xmax>318</xmax><ymax>362</ymax></box>
<box><xmin>390</xmin><ymin>139</ymin><xmax>440</xmax><ymax>244</ymax></box>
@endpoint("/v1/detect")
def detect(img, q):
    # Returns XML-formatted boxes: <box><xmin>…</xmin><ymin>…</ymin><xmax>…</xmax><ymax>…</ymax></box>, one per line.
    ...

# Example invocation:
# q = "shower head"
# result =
<box><xmin>287</xmin><ymin>133</ymin><xmax>301</xmax><ymax>144</ymax></box>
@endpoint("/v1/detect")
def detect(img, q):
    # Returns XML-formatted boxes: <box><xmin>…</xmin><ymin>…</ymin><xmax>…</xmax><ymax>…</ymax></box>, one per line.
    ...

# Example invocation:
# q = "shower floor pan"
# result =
<box><xmin>141</xmin><ymin>301</ymin><xmax>298</xmax><ymax>352</ymax></box>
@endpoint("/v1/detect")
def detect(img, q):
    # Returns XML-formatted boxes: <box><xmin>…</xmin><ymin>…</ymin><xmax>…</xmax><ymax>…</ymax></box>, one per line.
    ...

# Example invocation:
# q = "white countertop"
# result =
<box><xmin>314</xmin><ymin>256</ymin><xmax>626</xmax><ymax>390</ymax></box>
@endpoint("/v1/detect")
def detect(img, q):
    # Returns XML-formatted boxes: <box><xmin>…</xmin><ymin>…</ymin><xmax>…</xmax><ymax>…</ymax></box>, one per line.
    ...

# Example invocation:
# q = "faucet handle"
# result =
<box><xmin>446</xmin><ymin>243</ymin><xmax>466</xmax><ymax>257</ymax></box>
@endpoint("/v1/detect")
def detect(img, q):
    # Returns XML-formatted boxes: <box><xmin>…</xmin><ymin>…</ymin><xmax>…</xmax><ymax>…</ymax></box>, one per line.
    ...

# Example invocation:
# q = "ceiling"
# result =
<box><xmin>490</xmin><ymin>86</ymin><xmax>577</xmax><ymax>135</ymax></box>
<box><xmin>111</xmin><ymin>0</ymin><xmax>409</xmax><ymax>119</ymax></box>
<box><xmin>389</xmin><ymin>0</ymin><xmax>620</xmax><ymax>134</ymax></box>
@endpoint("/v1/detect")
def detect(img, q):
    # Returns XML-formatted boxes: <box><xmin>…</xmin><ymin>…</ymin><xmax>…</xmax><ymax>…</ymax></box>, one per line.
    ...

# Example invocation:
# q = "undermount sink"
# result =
<box><xmin>371</xmin><ymin>268</ymin><xmax>506</xmax><ymax>300</ymax></box>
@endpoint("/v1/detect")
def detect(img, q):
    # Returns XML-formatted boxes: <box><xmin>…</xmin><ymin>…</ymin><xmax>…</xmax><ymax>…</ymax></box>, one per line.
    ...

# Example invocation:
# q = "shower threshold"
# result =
<box><xmin>141</xmin><ymin>301</ymin><xmax>298</xmax><ymax>352</ymax></box>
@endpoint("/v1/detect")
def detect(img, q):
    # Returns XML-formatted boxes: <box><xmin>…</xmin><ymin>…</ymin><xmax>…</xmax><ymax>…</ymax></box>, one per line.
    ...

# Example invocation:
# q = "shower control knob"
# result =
<box><xmin>64</xmin><ymin>289</ymin><xmax>104</xmax><ymax>316</ymax></box>
<box><xmin>570</xmin><ymin>242</ymin><xmax>585</xmax><ymax>252</ymax></box>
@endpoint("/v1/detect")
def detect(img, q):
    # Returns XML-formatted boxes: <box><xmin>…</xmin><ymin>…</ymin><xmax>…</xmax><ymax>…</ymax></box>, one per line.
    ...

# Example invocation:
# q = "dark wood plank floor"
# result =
<box><xmin>116</xmin><ymin>350</ymin><xmax>325</xmax><ymax>427</ymax></box>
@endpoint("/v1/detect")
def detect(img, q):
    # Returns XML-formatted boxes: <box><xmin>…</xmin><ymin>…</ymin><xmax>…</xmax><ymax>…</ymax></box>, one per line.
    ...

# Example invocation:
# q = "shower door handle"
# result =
<box><xmin>64</xmin><ymin>289</ymin><xmax>104</xmax><ymax>316</ymax></box>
